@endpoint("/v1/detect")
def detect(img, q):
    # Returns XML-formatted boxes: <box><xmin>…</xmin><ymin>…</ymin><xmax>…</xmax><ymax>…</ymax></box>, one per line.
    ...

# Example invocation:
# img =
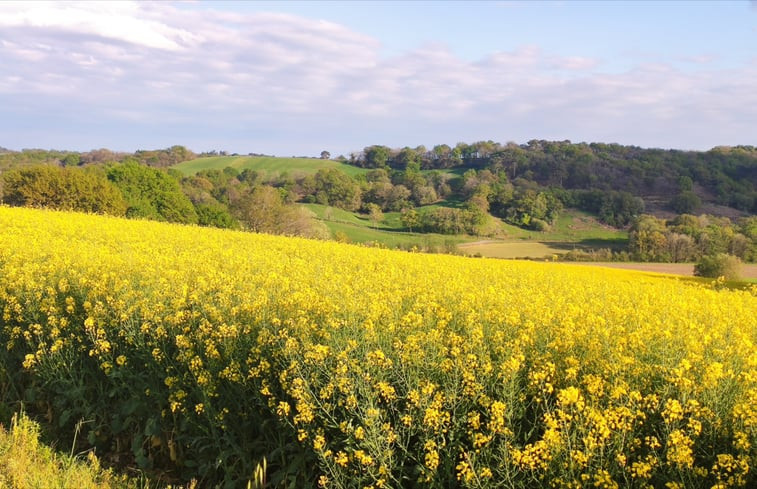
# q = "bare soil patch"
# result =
<box><xmin>567</xmin><ymin>262</ymin><xmax>757</xmax><ymax>279</ymax></box>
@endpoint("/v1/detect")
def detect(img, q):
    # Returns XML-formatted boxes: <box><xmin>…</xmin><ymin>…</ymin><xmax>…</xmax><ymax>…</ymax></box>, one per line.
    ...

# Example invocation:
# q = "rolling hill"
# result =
<box><xmin>171</xmin><ymin>155</ymin><xmax>367</xmax><ymax>177</ymax></box>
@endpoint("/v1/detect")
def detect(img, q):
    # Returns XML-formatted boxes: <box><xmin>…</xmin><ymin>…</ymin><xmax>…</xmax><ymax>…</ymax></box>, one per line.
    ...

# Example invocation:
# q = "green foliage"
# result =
<box><xmin>233</xmin><ymin>185</ymin><xmax>329</xmax><ymax>239</ymax></box>
<box><xmin>107</xmin><ymin>162</ymin><xmax>198</xmax><ymax>224</ymax></box>
<box><xmin>195</xmin><ymin>202</ymin><xmax>239</xmax><ymax>229</ymax></box>
<box><xmin>504</xmin><ymin>189</ymin><xmax>562</xmax><ymax>230</ymax></box>
<box><xmin>62</xmin><ymin>153</ymin><xmax>82</xmax><ymax>167</ymax></box>
<box><xmin>394</xmin><ymin>147</ymin><xmax>422</xmax><ymax>170</ymax></box>
<box><xmin>362</xmin><ymin>180</ymin><xmax>411</xmax><ymax>211</ymax></box>
<box><xmin>365</xmin><ymin>203</ymin><xmax>384</xmax><ymax>229</ymax></box>
<box><xmin>2</xmin><ymin>165</ymin><xmax>127</xmax><ymax>215</ymax></box>
<box><xmin>627</xmin><ymin>214</ymin><xmax>757</xmax><ymax>263</ymax></box>
<box><xmin>694</xmin><ymin>253</ymin><xmax>743</xmax><ymax>280</ymax></box>
<box><xmin>670</xmin><ymin>191</ymin><xmax>701</xmax><ymax>214</ymax></box>
<box><xmin>302</xmin><ymin>168</ymin><xmax>362</xmax><ymax>211</ymax></box>
<box><xmin>629</xmin><ymin>215</ymin><xmax>670</xmax><ymax>262</ymax></box>
<box><xmin>0</xmin><ymin>149</ymin><xmax>73</xmax><ymax>170</ymax></box>
<box><xmin>347</xmin><ymin>140</ymin><xmax>757</xmax><ymax>217</ymax></box>
<box><xmin>361</xmin><ymin>145</ymin><xmax>391</xmax><ymax>168</ymax></box>
<box><xmin>678</xmin><ymin>175</ymin><xmax>694</xmax><ymax>192</ymax></box>
<box><xmin>419</xmin><ymin>207</ymin><xmax>480</xmax><ymax>235</ymax></box>
<box><xmin>133</xmin><ymin>145</ymin><xmax>195</xmax><ymax>167</ymax></box>
<box><xmin>564</xmin><ymin>189</ymin><xmax>644</xmax><ymax>227</ymax></box>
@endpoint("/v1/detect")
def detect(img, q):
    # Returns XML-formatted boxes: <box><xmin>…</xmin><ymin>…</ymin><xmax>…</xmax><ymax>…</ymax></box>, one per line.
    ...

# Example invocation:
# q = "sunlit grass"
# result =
<box><xmin>0</xmin><ymin>412</ymin><xmax>138</xmax><ymax>489</ymax></box>
<box><xmin>171</xmin><ymin>155</ymin><xmax>367</xmax><ymax>177</ymax></box>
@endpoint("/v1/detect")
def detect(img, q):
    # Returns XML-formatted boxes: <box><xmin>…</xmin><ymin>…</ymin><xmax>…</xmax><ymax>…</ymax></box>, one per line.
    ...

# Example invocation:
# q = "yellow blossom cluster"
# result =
<box><xmin>0</xmin><ymin>206</ymin><xmax>755</xmax><ymax>488</ymax></box>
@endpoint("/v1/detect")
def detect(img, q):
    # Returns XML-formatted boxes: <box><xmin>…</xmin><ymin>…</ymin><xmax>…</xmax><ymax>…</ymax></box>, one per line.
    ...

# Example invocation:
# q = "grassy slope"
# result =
<box><xmin>459</xmin><ymin>210</ymin><xmax>629</xmax><ymax>259</ymax></box>
<box><xmin>303</xmin><ymin>203</ymin><xmax>471</xmax><ymax>249</ymax></box>
<box><xmin>171</xmin><ymin>156</ymin><xmax>367</xmax><ymax>177</ymax></box>
<box><xmin>303</xmin><ymin>203</ymin><xmax>627</xmax><ymax>257</ymax></box>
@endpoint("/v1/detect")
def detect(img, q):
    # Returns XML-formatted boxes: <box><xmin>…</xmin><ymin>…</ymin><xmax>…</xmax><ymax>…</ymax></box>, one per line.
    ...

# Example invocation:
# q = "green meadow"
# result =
<box><xmin>171</xmin><ymin>155</ymin><xmax>367</xmax><ymax>177</ymax></box>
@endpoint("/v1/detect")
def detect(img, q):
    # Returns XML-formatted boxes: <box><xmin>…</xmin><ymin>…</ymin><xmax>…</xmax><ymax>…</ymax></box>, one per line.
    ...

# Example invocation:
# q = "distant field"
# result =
<box><xmin>458</xmin><ymin>244</ymin><xmax>757</xmax><ymax>279</ymax></box>
<box><xmin>566</xmin><ymin>262</ymin><xmax>757</xmax><ymax>280</ymax></box>
<box><xmin>302</xmin><ymin>203</ymin><xmax>630</xmax><ymax>255</ymax></box>
<box><xmin>458</xmin><ymin>240</ymin><xmax>569</xmax><ymax>259</ymax></box>
<box><xmin>172</xmin><ymin>155</ymin><xmax>367</xmax><ymax>177</ymax></box>
<box><xmin>458</xmin><ymin>210</ymin><xmax>628</xmax><ymax>258</ymax></box>
<box><xmin>303</xmin><ymin>203</ymin><xmax>471</xmax><ymax>249</ymax></box>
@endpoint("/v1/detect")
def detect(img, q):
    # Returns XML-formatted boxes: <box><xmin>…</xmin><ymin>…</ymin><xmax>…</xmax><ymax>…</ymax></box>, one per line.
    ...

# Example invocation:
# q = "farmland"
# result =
<box><xmin>171</xmin><ymin>155</ymin><xmax>367</xmax><ymax>177</ymax></box>
<box><xmin>301</xmin><ymin>202</ymin><xmax>628</xmax><ymax>256</ymax></box>
<box><xmin>0</xmin><ymin>206</ymin><xmax>755</xmax><ymax>488</ymax></box>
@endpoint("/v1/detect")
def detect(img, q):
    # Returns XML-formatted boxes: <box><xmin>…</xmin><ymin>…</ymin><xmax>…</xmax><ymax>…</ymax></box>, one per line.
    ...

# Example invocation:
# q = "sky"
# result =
<box><xmin>1</xmin><ymin>0</ymin><xmax>756</xmax><ymax>157</ymax></box>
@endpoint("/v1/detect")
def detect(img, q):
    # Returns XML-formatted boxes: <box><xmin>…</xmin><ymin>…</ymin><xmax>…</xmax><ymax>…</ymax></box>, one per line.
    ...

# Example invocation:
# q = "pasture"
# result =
<box><xmin>171</xmin><ymin>155</ymin><xmax>367</xmax><ymax>177</ymax></box>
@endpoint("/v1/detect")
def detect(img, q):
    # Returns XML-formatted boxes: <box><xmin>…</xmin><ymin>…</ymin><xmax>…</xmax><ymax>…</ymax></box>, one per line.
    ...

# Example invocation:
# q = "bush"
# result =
<box><xmin>529</xmin><ymin>217</ymin><xmax>550</xmax><ymax>232</ymax></box>
<box><xmin>694</xmin><ymin>253</ymin><xmax>742</xmax><ymax>280</ymax></box>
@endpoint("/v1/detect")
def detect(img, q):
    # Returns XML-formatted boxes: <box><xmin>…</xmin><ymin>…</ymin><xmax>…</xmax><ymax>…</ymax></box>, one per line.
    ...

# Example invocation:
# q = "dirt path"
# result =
<box><xmin>564</xmin><ymin>262</ymin><xmax>757</xmax><ymax>279</ymax></box>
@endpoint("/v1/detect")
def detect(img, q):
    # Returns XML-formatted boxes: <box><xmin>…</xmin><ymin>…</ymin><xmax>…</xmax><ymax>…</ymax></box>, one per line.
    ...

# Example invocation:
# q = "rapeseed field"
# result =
<box><xmin>0</xmin><ymin>206</ymin><xmax>754</xmax><ymax>488</ymax></box>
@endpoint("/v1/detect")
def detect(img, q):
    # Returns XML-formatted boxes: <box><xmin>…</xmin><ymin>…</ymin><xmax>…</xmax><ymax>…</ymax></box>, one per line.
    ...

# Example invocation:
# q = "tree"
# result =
<box><xmin>363</xmin><ymin>145</ymin><xmax>391</xmax><ymax>168</ymax></box>
<box><xmin>694</xmin><ymin>253</ymin><xmax>742</xmax><ymax>280</ymax></box>
<box><xmin>628</xmin><ymin>215</ymin><xmax>669</xmax><ymax>261</ymax></box>
<box><xmin>666</xmin><ymin>233</ymin><xmax>696</xmax><ymax>262</ymax></box>
<box><xmin>107</xmin><ymin>162</ymin><xmax>198</xmax><ymax>224</ymax></box>
<box><xmin>394</xmin><ymin>147</ymin><xmax>421</xmax><ymax>170</ymax></box>
<box><xmin>400</xmin><ymin>208</ymin><xmax>420</xmax><ymax>232</ymax></box>
<box><xmin>61</xmin><ymin>153</ymin><xmax>81</xmax><ymax>166</ymax></box>
<box><xmin>366</xmin><ymin>203</ymin><xmax>383</xmax><ymax>229</ymax></box>
<box><xmin>670</xmin><ymin>191</ymin><xmax>701</xmax><ymax>214</ymax></box>
<box><xmin>320</xmin><ymin>150</ymin><xmax>331</xmax><ymax>160</ymax></box>
<box><xmin>232</xmin><ymin>185</ymin><xmax>329</xmax><ymax>239</ymax></box>
<box><xmin>505</xmin><ymin>189</ymin><xmax>561</xmax><ymax>229</ymax></box>
<box><xmin>2</xmin><ymin>165</ymin><xmax>127</xmax><ymax>215</ymax></box>
<box><xmin>309</xmin><ymin>168</ymin><xmax>362</xmax><ymax>211</ymax></box>
<box><xmin>195</xmin><ymin>202</ymin><xmax>238</xmax><ymax>229</ymax></box>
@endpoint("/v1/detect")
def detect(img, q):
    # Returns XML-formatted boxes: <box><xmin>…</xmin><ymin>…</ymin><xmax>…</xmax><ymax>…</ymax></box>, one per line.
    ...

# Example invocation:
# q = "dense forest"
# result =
<box><xmin>350</xmin><ymin>140</ymin><xmax>757</xmax><ymax>214</ymax></box>
<box><xmin>1</xmin><ymin>140</ymin><xmax>756</xmax><ymax>263</ymax></box>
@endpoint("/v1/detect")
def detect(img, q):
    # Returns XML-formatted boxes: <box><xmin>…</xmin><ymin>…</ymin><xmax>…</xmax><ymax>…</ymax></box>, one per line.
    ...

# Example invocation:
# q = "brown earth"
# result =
<box><xmin>565</xmin><ymin>262</ymin><xmax>757</xmax><ymax>279</ymax></box>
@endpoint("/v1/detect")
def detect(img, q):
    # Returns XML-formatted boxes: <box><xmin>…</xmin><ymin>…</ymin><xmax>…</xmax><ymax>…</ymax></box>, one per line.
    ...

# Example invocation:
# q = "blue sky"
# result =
<box><xmin>1</xmin><ymin>1</ymin><xmax>756</xmax><ymax>156</ymax></box>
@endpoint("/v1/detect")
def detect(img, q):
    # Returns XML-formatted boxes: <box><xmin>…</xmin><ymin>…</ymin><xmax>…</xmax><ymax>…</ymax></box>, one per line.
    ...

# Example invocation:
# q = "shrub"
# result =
<box><xmin>694</xmin><ymin>253</ymin><xmax>742</xmax><ymax>280</ymax></box>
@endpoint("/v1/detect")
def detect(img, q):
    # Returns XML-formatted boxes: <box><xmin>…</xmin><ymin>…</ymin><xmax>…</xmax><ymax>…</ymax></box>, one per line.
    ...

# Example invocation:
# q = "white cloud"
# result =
<box><xmin>0</xmin><ymin>1</ymin><xmax>199</xmax><ymax>50</ymax></box>
<box><xmin>0</xmin><ymin>0</ymin><xmax>755</xmax><ymax>154</ymax></box>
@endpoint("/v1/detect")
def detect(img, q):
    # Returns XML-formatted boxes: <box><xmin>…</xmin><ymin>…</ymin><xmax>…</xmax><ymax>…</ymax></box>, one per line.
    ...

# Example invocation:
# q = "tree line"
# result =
<box><xmin>350</xmin><ymin>140</ymin><xmax>757</xmax><ymax>214</ymax></box>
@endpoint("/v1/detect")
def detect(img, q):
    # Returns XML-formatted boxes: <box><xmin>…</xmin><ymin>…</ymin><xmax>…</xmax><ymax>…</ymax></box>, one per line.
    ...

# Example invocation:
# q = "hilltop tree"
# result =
<box><xmin>363</xmin><ymin>145</ymin><xmax>391</xmax><ymax>168</ymax></box>
<box><xmin>394</xmin><ymin>147</ymin><xmax>422</xmax><ymax>170</ymax></box>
